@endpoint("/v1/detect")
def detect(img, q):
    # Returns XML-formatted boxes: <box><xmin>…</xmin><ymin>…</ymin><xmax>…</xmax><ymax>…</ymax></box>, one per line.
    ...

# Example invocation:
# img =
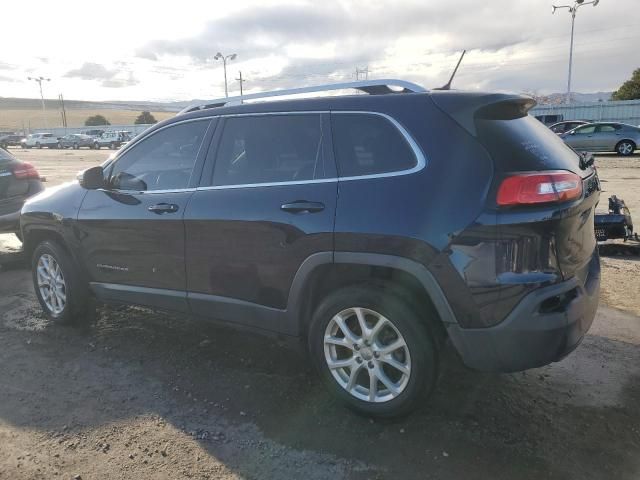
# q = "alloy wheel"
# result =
<box><xmin>36</xmin><ymin>253</ymin><xmax>66</xmax><ymax>315</ymax></box>
<box><xmin>323</xmin><ymin>307</ymin><xmax>411</xmax><ymax>403</ymax></box>
<box><xmin>619</xmin><ymin>142</ymin><xmax>634</xmax><ymax>156</ymax></box>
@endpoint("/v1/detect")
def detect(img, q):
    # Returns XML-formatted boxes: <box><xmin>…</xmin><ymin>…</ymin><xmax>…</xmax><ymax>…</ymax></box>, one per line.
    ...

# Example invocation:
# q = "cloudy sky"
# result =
<box><xmin>0</xmin><ymin>0</ymin><xmax>637</xmax><ymax>102</ymax></box>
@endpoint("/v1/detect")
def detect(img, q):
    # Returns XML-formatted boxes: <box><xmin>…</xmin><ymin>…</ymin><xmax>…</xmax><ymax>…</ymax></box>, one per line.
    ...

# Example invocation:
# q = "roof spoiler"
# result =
<box><xmin>430</xmin><ymin>92</ymin><xmax>537</xmax><ymax>136</ymax></box>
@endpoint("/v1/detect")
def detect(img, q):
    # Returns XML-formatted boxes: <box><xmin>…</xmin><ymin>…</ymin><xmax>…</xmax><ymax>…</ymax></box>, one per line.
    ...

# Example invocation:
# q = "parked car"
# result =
<box><xmin>561</xmin><ymin>122</ymin><xmax>640</xmax><ymax>156</ymax></box>
<box><xmin>58</xmin><ymin>134</ymin><xmax>95</xmax><ymax>150</ymax></box>
<box><xmin>0</xmin><ymin>134</ymin><xmax>25</xmax><ymax>149</ymax></box>
<box><xmin>93</xmin><ymin>131</ymin><xmax>131</xmax><ymax>149</ymax></box>
<box><xmin>21</xmin><ymin>133</ymin><xmax>60</xmax><ymax>149</ymax></box>
<box><xmin>549</xmin><ymin>120</ymin><xmax>588</xmax><ymax>135</ymax></box>
<box><xmin>81</xmin><ymin>129</ymin><xmax>106</xmax><ymax>139</ymax></box>
<box><xmin>0</xmin><ymin>148</ymin><xmax>44</xmax><ymax>240</ymax></box>
<box><xmin>21</xmin><ymin>79</ymin><xmax>601</xmax><ymax>417</ymax></box>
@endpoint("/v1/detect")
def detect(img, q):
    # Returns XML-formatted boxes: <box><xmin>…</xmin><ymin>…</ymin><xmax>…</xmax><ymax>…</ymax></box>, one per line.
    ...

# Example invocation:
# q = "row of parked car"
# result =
<box><xmin>549</xmin><ymin>120</ymin><xmax>640</xmax><ymax>156</ymax></box>
<box><xmin>0</xmin><ymin>130</ymin><xmax>134</xmax><ymax>150</ymax></box>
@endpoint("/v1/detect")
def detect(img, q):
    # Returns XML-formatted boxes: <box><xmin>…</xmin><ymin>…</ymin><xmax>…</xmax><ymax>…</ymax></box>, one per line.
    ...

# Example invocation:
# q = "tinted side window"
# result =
<box><xmin>331</xmin><ymin>113</ymin><xmax>417</xmax><ymax>177</ymax></box>
<box><xmin>212</xmin><ymin>114</ymin><xmax>326</xmax><ymax>186</ymax></box>
<box><xmin>597</xmin><ymin>124</ymin><xmax>619</xmax><ymax>132</ymax></box>
<box><xmin>109</xmin><ymin>120</ymin><xmax>209</xmax><ymax>191</ymax></box>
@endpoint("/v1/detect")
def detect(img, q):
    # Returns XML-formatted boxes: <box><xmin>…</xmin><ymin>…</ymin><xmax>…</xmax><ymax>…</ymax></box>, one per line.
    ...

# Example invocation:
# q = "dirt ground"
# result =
<box><xmin>0</xmin><ymin>148</ymin><xmax>639</xmax><ymax>479</ymax></box>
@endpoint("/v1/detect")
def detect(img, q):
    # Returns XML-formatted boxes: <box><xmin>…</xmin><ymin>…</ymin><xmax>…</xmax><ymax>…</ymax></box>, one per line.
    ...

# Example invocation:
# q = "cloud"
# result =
<box><xmin>64</xmin><ymin>62</ymin><xmax>139</xmax><ymax>88</ymax></box>
<box><xmin>0</xmin><ymin>75</ymin><xmax>18</xmax><ymax>83</ymax></box>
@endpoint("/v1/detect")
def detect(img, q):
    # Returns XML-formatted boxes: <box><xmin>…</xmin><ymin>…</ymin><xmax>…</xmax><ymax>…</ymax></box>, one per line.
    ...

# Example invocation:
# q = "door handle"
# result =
<box><xmin>281</xmin><ymin>201</ymin><xmax>325</xmax><ymax>214</ymax></box>
<box><xmin>148</xmin><ymin>203</ymin><xmax>179</xmax><ymax>214</ymax></box>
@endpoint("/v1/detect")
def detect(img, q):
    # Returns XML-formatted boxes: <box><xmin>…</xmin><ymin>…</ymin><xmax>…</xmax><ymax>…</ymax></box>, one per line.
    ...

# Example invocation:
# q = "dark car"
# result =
<box><xmin>58</xmin><ymin>134</ymin><xmax>95</xmax><ymax>149</ymax></box>
<box><xmin>549</xmin><ymin>120</ymin><xmax>588</xmax><ymax>135</ymax></box>
<box><xmin>0</xmin><ymin>149</ymin><xmax>44</xmax><ymax>239</ymax></box>
<box><xmin>20</xmin><ymin>80</ymin><xmax>601</xmax><ymax>417</ymax></box>
<box><xmin>0</xmin><ymin>134</ymin><xmax>25</xmax><ymax>149</ymax></box>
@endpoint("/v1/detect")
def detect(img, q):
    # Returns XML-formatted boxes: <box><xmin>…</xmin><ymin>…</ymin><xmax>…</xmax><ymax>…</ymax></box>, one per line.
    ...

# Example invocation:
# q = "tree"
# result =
<box><xmin>134</xmin><ymin>111</ymin><xmax>157</xmax><ymax>124</ymax></box>
<box><xmin>85</xmin><ymin>114</ymin><xmax>111</xmax><ymax>126</ymax></box>
<box><xmin>612</xmin><ymin>68</ymin><xmax>640</xmax><ymax>101</ymax></box>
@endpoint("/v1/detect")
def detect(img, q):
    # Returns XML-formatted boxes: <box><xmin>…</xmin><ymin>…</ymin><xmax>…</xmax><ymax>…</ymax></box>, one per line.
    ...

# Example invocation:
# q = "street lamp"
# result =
<box><xmin>552</xmin><ymin>0</ymin><xmax>600</xmax><ymax>104</ymax></box>
<box><xmin>27</xmin><ymin>75</ymin><xmax>51</xmax><ymax>127</ymax></box>
<box><xmin>214</xmin><ymin>52</ymin><xmax>237</xmax><ymax>97</ymax></box>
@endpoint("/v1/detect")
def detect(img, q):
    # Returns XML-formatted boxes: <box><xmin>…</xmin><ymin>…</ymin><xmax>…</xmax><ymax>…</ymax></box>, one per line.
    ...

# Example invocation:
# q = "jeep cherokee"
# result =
<box><xmin>21</xmin><ymin>80</ymin><xmax>601</xmax><ymax>417</ymax></box>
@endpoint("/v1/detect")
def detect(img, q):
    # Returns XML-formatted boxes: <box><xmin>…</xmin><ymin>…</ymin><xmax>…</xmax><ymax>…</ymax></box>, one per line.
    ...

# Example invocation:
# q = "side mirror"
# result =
<box><xmin>78</xmin><ymin>166</ymin><xmax>105</xmax><ymax>190</ymax></box>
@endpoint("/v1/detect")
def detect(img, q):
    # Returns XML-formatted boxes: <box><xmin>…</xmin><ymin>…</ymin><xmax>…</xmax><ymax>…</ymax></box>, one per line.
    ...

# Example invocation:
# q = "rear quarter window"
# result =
<box><xmin>331</xmin><ymin>113</ymin><xmax>417</xmax><ymax>178</ymax></box>
<box><xmin>476</xmin><ymin>115</ymin><xmax>586</xmax><ymax>177</ymax></box>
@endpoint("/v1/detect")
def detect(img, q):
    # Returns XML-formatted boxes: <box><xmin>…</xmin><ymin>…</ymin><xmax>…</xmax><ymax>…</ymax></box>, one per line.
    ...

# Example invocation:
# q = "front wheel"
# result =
<box><xmin>616</xmin><ymin>140</ymin><xmax>636</xmax><ymax>156</ymax></box>
<box><xmin>308</xmin><ymin>285</ymin><xmax>439</xmax><ymax>417</ymax></box>
<box><xmin>36</xmin><ymin>142</ymin><xmax>42</xmax><ymax>149</ymax></box>
<box><xmin>93</xmin><ymin>142</ymin><xmax>100</xmax><ymax>149</ymax></box>
<box><xmin>32</xmin><ymin>240</ymin><xmax>88</xmax><ymax>325</ymax></box>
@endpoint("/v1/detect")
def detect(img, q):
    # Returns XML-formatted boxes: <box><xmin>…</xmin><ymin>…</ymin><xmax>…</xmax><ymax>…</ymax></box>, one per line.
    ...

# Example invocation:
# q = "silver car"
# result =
<box><xmin>561</xmin><ymin>122</ymin><xmax>640</xmax><ymax>156</ymax></box>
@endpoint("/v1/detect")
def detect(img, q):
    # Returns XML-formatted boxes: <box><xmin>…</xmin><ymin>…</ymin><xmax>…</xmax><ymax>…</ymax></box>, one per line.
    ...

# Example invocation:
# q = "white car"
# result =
<box><xmin>21</xmin><ymin>133</ymin><xmax>60</xmax><ymax>149</ymax></box>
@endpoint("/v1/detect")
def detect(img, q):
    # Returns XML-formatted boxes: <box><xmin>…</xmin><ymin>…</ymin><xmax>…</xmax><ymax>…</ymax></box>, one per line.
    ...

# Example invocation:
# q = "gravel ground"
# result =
<box><xmin>0</xmin><ymin>148</ymin><xmax>639</xmax><ymax>479</ymax></box>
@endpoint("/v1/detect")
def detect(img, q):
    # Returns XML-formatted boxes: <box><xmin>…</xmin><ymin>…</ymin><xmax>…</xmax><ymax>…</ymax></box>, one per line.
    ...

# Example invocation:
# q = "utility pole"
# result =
<box><xmin>27</xmin><ymin>76</ymin><xmax>50</xmax><ymax>127</ymax></box>
<box><xmin>58</xmin><ymin>93</ymin><xmax>68</xmax><ymax>128</ymax></box>
<box><xmin>552</xmin><ymin>0</ymin><xmax>600</xmax><ymax>104</ymax></box>
<box><xmin>214</xmin><ymin>52</ymin><xmax>237</xmax><ymax>97</ymax></box>
<box><xmin>354</xmin><ymin>66</ymin><xmax>369</xmax><ymax>81</ymax></box>
<box><xmin>235</xmin><ymin>71</ymin><xmax>245</xmax><ymax>101</ymax></box>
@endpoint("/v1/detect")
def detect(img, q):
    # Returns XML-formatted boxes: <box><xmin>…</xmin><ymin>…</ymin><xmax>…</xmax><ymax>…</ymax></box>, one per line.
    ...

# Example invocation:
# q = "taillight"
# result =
<box><xmin>497</xmin><ymin>171</ymin><xmax>582</xmax><ymax>206</ymax></box>
<box><xmin>12</xmin><ymin>162</ymin><xmax>40</xmax><ymax>180</ymax></box>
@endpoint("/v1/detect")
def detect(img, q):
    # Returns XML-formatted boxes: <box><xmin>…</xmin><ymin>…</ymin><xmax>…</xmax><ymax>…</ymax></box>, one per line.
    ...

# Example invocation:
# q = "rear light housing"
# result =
<box><xmin>12</xmin><ymin>162</ymin><xmax>40</xmax><ymax>180</ymax></box>
<box><xmin>497</xmin><ymin>171</ymin><xmax>582</xmax><ymax>206</ymax></box>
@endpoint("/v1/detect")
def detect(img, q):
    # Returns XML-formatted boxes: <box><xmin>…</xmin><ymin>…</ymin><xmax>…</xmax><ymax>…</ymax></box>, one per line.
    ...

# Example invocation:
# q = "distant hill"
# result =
<box><xmin>535</xmin><ymin>91</ymin><xmax>613</xmax><ymax>105</ymax></box>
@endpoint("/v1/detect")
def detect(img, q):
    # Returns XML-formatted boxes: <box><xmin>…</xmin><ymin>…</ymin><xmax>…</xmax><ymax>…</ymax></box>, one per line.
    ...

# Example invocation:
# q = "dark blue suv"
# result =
<box><xmin>21</xmin><ymin>80</ymin><xmax>600</xmax><ymax>417</ymax></box>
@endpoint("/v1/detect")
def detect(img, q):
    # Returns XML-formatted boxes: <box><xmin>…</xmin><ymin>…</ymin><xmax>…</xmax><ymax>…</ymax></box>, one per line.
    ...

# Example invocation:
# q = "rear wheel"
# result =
<box><xmin>93</xmin><ymin>142</ymin><xmax>100</xmax><ymax>150</ymax></box>
<box><xmin>73</xmin><ymin>143</ymin><xmax>79</xmax><ymax>149</ymax></box>
<box><xmin>36</xmin><ymin>142</ymin><xmax>42</xmax><ymax>149</ymax></box>
<box><xmin>57</xmin><ymin>142</ymin><xmax>62</xmax><ymax>149</ymax></box>
<box><xmin>109</xmin><ymin>142</ymin><xmax>116</xmax><ymax>149</ymax></box>
<box><xmin>32</xmin><ymin>241</ymin><xmax>88</xmax><ymax>325</ymax></box>
<box><xmin>616</xmin><ymin>140</ymin><xmax>636</xmax><ymax>156</ymax></box>
<box><xmin>308</xmin><ymin>285</ymin><xmax>438</xmax><ymax>417</ymax></box>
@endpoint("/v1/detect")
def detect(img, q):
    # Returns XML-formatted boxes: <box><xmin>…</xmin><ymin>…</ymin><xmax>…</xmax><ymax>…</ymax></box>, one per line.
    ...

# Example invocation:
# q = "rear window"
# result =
<box><xmin>476</xmin><ymin>115</ymin><xmax>587</xmax><ymax>177</ymax></box>
<box><xmin>331</xmin><ymin>113</ymin><xmax>417</xmax><ymax>178</ymax></box>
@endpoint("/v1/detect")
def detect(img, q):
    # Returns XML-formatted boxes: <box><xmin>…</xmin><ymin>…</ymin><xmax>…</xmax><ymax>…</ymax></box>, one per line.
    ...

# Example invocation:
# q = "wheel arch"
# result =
<box><xmin>286</xmin><ymin>252</ymin><xmax>457</xmax><ymax>337</ymax></box>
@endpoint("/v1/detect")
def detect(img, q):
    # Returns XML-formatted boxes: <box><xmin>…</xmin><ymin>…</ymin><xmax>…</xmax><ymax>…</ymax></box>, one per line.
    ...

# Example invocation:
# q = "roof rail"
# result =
<box><xmin>178</xmin><ymin>79</ymin><xmax>427</xmax><ymax>115</ymax></box>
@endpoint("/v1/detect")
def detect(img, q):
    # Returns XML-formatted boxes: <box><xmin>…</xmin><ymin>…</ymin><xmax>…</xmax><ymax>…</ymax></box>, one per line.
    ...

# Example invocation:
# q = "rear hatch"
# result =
<box><xmin>432</xmin><ymin>92</ymin><xmax>599</xmax><ymax>286</ymax></box>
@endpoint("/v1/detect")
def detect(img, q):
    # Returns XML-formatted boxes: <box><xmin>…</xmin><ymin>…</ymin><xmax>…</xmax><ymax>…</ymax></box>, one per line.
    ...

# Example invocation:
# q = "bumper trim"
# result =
<box><xmin>446</xmin><ymin>255</ymin><xmax>600</xmax><ymax>372</ymax></box>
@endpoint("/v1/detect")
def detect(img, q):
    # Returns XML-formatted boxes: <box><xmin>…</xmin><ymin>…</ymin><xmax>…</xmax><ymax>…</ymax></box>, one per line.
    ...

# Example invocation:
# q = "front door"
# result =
<box><xmin>564</xmin><ymin>124</ymin><xmax>598</xmax><ymax>151</ymax></box>
<box><xmin>184</xmin><ymin>113</ymin><xmax>337</xmax><ymax>331</ymax></box>
<box><xmin>77</xmin><ymin>118</ymin><xmax>214</xmax><ymax>310</ymax></box>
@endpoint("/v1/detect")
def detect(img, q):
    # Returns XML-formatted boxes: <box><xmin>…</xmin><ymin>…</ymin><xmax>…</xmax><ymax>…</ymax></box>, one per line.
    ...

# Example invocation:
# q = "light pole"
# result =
<box><xmin>552</xmin><ymin>0</ymin><xmax>600</xmax><ymax>104</ymax></box>
<box><xmin>27</xmin><ymin>76</ymin><xmax>51</xmax><ymax>127</ymax></box>
<box><xmin>214</xmin><ymin>52</ymin><xmax>237</xmax><ymax>97</ymax></box>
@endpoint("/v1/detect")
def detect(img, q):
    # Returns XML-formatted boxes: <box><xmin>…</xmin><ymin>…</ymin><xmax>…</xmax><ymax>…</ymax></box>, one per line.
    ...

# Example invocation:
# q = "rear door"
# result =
<box><xmin>593</xmin><ymin>124</ymin><xmax>621</xmax><ymax>151</ymax></box>
<box><xmin>184</xmin><ymin>113</ymin><xmax>337</xmax><ymax>330</ymax></box>
<box><xmin>77</xmin><ymin>118</ymin><xmax>214</xmax><ymax>310</ymax></box>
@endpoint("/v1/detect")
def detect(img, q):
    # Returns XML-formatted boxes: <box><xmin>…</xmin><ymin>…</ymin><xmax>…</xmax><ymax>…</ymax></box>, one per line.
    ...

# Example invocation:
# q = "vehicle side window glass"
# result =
<box><xmin>109</xmin><ymin>120</ymin><xmax>209</xmax><ymax>191</ymax></box>
<box><xmin>551</xmin><ymin>125</ymin><xmax>564</xmax><ymax>133</ymax></box>
<box><xmin>331</xmin><ymin>113</ymin><xmax>417</xmax><ymax>177</ymax></box>
<box><xmin>597</xmin><ymin>125</ymin><xmax>617</xmax><ymax>132</ymax></box>
<box><xmin>212</xmin><ymin>114</ymin><xmax>326</xmax><ymax>186</ymax></box>
<box><xmin>575</xmin><ymin>125</ymin><xmax>596</xmax><ymax>135</ymax></box>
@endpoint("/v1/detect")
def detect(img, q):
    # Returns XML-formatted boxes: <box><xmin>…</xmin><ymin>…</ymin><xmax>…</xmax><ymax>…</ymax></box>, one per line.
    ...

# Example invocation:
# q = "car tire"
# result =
<box><xmin>308</xmin><ymin>284</ymin><xmax>439</xmax><ymax>417</ymax></box>
<box><xmin>31</xmin><ymin>240</ymin><xmax>89</xmax><ymax>325</ymax></box>
<box><xmin>73</xmin><ymin>143</ymin><xmax>79</xmax><ymax>149</ymax></box>
<box><xmin>21</xmin><ymin>143</ymin><xmax>27</xmax><ymax>149</ymax></box>
<box><xmin>109</xmin><ymin>142</ymin><xmax>115</xmax><ymax>149</ymax></box>
<box><xmin>93</xmin><ymin>142</ymin><xmax>100</xmax><ymax>150</ymax></box>
<box><xmin>616</xmin><ymin>140</ymin><xmax>636</xmax><ymax>157</ymax></box>
<box><xmin>1</xmin><ymin>143</ymin><xmax>6</xmax><ymax>150</ymax></box>
<box><xmin>36</xmin><ymin>142</ymin><xmax>42</xmax><ymax>149</ymax></box>
<box><xmin>57</xmin><ymin>142</ymin><xmax>62</xmax><ymax>149</ymax></box>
